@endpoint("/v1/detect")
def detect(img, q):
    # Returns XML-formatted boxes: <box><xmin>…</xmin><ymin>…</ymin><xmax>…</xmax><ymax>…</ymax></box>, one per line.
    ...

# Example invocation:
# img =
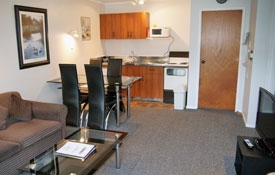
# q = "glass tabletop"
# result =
<box><xmin>47</xmin><ymin>75</ymin><xmax>141</xmax><ymax>88</ymax></box>
<box><xmin>18</xmin><ymin>128</ymin><xmax>127</xmax><ymax>175</ymax></box>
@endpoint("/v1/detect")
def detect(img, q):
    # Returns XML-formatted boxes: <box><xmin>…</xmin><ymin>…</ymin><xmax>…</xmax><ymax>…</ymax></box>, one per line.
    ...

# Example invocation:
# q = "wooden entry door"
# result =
<box><xmin>199</xmin><ymin>10</ymin><xmax>242</xmax><ymax>110</ymax></box>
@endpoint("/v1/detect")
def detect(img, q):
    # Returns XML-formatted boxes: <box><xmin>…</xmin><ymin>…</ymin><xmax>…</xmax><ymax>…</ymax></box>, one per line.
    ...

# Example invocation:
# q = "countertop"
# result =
<box><xmin>122</xmin><ymin>62</ymin><xmax>189</xmax><ymax>68</ymax></box>
<box><xmin>101</xmin><ymin>56</ymin><xmax>189</xmax><ymax>68</ymax></box>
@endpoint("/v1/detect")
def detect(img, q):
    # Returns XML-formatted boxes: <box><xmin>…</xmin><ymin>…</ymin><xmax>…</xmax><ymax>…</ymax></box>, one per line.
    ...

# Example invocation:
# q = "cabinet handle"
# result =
<box><xmin>127</xmin><ymin>32</ymin><xmax>133</xmax><ymax>38</ymax></box>
<box><xmin>112</xmin><ymin>32</ymin><xmax>115</xmax><ymax>38</ymax></box>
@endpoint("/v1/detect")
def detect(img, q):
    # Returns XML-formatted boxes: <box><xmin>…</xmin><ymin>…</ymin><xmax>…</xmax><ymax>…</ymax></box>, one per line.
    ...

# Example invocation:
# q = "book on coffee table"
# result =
<box><xmin>55</xmin><ymin>141</ymin><xmax>96</xmax><ymax>161</ymax></box>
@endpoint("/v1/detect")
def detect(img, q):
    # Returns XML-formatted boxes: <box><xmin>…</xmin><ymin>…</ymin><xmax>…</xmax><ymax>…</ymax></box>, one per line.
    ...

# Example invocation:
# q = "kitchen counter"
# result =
<box><xmin>123</xmin><ymin>56</ymin><xmax>189</xmax><ymax>68</ymax></box>
<box><xmin>123</xmin><ymin>62</ymin><xmax>189</xmax><ymax>68</ymax></box>
<box><xmin>97</xmin><ymin>56</ymin><xmax>189</xmax><ymax>68</ymax></box>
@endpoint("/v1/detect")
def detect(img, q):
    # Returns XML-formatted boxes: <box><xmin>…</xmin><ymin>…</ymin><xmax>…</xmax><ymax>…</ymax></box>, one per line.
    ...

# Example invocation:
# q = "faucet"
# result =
<box><xmin>130</xmin><ymin>51</ymin><xmax>135</xmax><ymax>57</ymax></box>
<box><xmin>130</xmin><ymin>51</ymin><xmax>137</xmax><ymax>62</ymax></box>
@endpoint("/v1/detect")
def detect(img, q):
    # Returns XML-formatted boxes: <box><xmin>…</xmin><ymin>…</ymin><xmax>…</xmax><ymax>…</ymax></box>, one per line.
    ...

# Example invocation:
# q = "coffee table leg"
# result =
<box><xmin>116</xmin><ymin>85</ymin><xmax>120</xmax><ymax>127</ymax></box>
<box><xmin>116</xmin><ymin>142</ymin><xmax>120</xmax><ymax>169</ymax></box>
<box><xmin>127</xmin><ymin>85</ymin><xmax>130</xmax><ymax>118</ymax></box>
<box><xmin>115</xmin><ymin>134</ymin><xmax>120</xmax><ymax>169</ymax></box>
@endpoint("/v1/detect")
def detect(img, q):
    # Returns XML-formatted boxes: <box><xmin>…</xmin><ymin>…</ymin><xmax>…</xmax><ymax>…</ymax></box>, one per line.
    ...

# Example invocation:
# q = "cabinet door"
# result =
<box><xmin>148</xmin><ymin>66</ymin><xmax>164</xmax><ymax>99</ymax></box>
<box><xmin>133</xmin><ymin>12</ymin><xmax>149</xmax><ymax>39</ymax></box>
<box><xmin>120</xmin><ymin>13</ymin><xmax>134</xmax><ymax>39</ymax></box>
<box><xmin>100</xmin><ymin>14</ymin><xmax>110</xmax><ymax>39</ymax></box>
<box><xmin>121</xmin><ymin>12</ymin><xmax>149</xmax><ymax>39</ymax></box>
<box><xmin>111</xmin><ymin>14</ymin><xmax>121</xmax><ymax>39</ymax></box>
<box><xmin>122</xmin><ymin>66</ymin><xmax>141</xmax><ymax>97</ymax></box>
<box><xmin>122</xmin><ymin>66</ymin><xmax>163</xmax><ymax>99</ymax></box>
<box><xmin>100</xmin><ymin>12</ymin><xmax>149</xmax><ymax>39</ymax></box>
<box><xmin>100</xmin><ymin>14</ymin><xmax>121</xmax><ymax>39</ymax></box>
<box><xmin>140</xmin><ymin>66</ymin><xmax>164</xmax><ymax>99</ymax></box>
<box><xmin>138</xmin><ymin>66</ymin><xmax>148</xmax><ymax>98</ymax></box>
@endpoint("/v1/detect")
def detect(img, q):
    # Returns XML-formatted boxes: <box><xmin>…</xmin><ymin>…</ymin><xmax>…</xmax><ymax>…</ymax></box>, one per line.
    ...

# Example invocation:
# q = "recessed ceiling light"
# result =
<box><xmin>138</xmin><ymin>0</ymin><xmax>144</xmax><ymax>5</ymax></box>
<box><xmin>132</xmin><ymin>0</ymin><xmax>144</xmax><ymax>5</ymax></box>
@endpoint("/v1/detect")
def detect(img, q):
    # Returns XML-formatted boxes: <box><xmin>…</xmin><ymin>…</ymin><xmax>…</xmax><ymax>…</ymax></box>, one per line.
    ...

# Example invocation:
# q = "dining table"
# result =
<box><xmin>47</xmin><ymin>74</ymin><xmax>141</xmax><ymax>127</ymax></box>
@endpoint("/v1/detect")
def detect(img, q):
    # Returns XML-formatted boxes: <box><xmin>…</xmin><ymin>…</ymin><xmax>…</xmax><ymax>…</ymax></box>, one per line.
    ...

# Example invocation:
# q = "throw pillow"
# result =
<box><xmin>9</xmin><ymin>93</ymin><xmax>32</xmax><ymax>121</ymax></box>
<box><xmin>0</xmin><ymin>106</ymin><xmax>8</xmax><ymax>130</ymax></box>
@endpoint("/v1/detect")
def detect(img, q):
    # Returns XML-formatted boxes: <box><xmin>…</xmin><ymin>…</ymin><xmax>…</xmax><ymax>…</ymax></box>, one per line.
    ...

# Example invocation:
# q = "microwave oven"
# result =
<box><xmin>150</xmin><ymin>27</ymin><xmax>170</xmax><ymax>38</ymax></box>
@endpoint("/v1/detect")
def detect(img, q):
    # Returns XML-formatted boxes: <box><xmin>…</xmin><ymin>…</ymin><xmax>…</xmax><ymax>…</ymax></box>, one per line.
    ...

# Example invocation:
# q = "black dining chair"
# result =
<box><xmin>106</xmin><ymin>58</ymin><xmax>125</xmax><ymax>113</ymax></box>
<box><xmin>107</xmin><ymin>58</ymin><xmax>122</xmax><ymax>77</ymax></box>
<box><xmin>90</xmin><ymin>58</ymin><xmax>103</xmax><ymax>65</ymax></box>
<box><xmin>84</xmin><ymin>64</ymin><xmax>117</xmax><ymax>130</ymax></box>
<box><xmin>59</xmin><ymin>64</ymin><xmax>88</xmax><ymax>127</ymax></box>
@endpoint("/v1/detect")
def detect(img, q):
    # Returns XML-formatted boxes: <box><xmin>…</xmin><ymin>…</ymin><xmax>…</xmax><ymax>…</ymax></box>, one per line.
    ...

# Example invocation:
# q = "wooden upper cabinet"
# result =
<box><xmin>100</xmin><ymin>12</ymin><xmax>149</xmax><ymax>39</ymax></box>
<box><xmin>133</xmin><ymin>12</ymin><xmax>149</xmax><ymax>39</ymax></box>
<box><xmin>100</xmin><ymin>14</ymin><xmax>121</xmax><ymax>39</ymax></box>
<box><xmin>120</xmin><ymin>13</ymin><xmax>133</xmax><ymax>39</ymax></box>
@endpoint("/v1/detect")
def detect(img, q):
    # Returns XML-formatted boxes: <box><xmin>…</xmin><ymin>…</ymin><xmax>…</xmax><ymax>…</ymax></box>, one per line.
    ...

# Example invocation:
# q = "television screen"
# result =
<box><xmin>256</xmin><ymin>87</ymin><xmax>275</xmax><ymax>157</ymax></box>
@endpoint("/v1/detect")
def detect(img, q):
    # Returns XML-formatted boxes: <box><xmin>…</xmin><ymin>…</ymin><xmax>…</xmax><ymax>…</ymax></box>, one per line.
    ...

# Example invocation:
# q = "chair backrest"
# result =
<box><xmin>107</xmin><ymin>58</ymin><xmax>122</xmax><ymax>77</ymax></box>
<box><xmin>90</xmin><ymin>58</ymin><xmax>103</xmax><ymax>65</ymax></box>
<box><xmin>59</xmin><ymin>64</ymin><xmax>81</xmax><ymax>126</ymax></box>
<box><xmin>84</xmin><ymin>64</ymin><xmax>105</xmax><ymax>129</ymax></box>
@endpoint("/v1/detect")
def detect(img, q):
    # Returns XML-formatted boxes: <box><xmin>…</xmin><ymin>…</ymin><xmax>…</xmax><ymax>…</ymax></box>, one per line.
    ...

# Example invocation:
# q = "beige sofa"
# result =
<box><xmin>0</xmin><ymin>91</ymin><xmax>67</xmax><ymax>175</ymax></box>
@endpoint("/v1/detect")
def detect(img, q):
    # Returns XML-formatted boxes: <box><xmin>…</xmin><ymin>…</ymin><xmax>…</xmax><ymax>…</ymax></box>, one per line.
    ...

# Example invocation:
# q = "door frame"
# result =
<box><xmin>188</xmin><ymin>7</ymin><xmax>248</xmax><ymax>112</ymax></box>
<box><xmin>198</xmin><ymin>10</ymin><xmax>242</xmax><ymax>110</ymax></box>
<box><xmin>202</xmin><ymin>8</ymin><xmax>249</xmax><ymax>112</ymax></box>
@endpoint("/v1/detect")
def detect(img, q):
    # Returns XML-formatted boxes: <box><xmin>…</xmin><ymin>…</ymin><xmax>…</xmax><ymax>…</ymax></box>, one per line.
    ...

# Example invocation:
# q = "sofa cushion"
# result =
<box><xmin>0</xmin><ymin>140</ymin><xmax>21</xmax><ymax>163</ymax></box>
<box><xmin>0</xmin><ymin>106</ymin><xmax>8</xmax><ymax>130</ymax></box>
<box><xmin>0</xmin><ymin>119</ymin><xmax>62</xmax><ymax>149</ymax></box>
<box><xmin>0</xmin><ymin>91</ymin><xmax>22</xmax><ymax>109</ymax></box>
<box><xmin>9</xmin><ymin>93</ymin><xmax>32</xmax><ymax>121</ymax></box>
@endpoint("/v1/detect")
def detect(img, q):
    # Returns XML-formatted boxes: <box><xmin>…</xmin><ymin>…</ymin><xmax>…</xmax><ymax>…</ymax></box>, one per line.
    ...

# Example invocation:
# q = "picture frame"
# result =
<box><xmin>80</xmin><ymin>16</ymin><xmax>91</xmax><ymax>41</ymax></box>
<box><xmin>14</xmin><ymin>5</ymin><xmax>50</xmax><ymax>69</ymax></box>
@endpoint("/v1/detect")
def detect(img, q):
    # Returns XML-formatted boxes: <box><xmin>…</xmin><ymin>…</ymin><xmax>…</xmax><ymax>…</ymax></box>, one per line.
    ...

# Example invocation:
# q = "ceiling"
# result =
<box><xmin>89</xmin><ymin>0</ymin><xmax>132</xmax><ymax>4</ymax></box>
<box><xmin>89</xmin><ymin>0</ymin><xmax>162</xmax><ymax>4</ymax></box>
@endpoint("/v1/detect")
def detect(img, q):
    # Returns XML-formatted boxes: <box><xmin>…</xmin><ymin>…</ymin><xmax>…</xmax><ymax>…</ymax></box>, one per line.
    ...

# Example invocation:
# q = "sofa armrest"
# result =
<box><xmin>30</xmin><ymin>100</ymin><xmax>67</xmax><ymax>138</ymax></box>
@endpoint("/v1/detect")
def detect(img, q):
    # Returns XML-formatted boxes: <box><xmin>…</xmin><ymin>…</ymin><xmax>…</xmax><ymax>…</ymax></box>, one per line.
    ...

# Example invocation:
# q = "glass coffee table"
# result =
<box><xmin>18</xmin><ymin>127</ymin><xmax>127</xmax><ymax>174</ymax></box>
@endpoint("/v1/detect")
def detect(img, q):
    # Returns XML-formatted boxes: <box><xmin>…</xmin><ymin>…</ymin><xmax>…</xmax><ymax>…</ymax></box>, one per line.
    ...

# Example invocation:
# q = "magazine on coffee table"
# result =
<box><xmin>55</xmin><ymin>141</ymin><xmax>96</xmax><ymax>161</ymax></box>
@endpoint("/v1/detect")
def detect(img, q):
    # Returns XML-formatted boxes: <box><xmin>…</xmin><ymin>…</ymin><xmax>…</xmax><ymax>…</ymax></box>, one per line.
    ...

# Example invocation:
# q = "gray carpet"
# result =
<box><xmin>90</xmin><ymin>107</ymin><xmax>257</xmax><ymax>175</ymax></box>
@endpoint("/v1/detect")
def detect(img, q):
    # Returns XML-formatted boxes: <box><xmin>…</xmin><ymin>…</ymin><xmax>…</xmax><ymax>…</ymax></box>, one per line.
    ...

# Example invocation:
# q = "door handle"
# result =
<box><xmin>201</xmin><ymin>60</ymin><xmax>206</xmax><ymax>64</ymax></box>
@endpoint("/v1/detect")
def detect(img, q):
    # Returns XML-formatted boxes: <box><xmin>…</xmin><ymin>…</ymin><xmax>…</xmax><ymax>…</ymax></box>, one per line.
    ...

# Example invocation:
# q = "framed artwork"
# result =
<box><xmin>14</xmin><ymin>5</ymin><xmax>50</xmax><ymax>69</ymax></box>
<box><xmin>81</xmin><ymin>17</ymin><xmax>91</xmax><ymax>41</ymax></box>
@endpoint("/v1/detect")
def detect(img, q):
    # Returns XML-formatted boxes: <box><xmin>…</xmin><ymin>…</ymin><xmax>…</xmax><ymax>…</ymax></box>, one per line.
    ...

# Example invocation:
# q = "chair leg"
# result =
<box><xmin>80</xmin><ymin>110</ymin><xmax>84</xmax><ymax>127</ymax></box>
<box><xmin>120</xmin><ymin>100</ymin><xmax>125</xmax><ymax>113</ymax></box>
<box><xmin>85</xmin><ymin>112</ymin><xmax>89</xmax><ymax>127</ymax></box>
<box><xmin>104</xmin><ymin>103</ymin><xmax>117</xmax><ymax>130</ymax></box>
<box><xmin>80</xmin><ymin>101</ymin><xmax>88</xmax><ymax>127</ymax></box>
<box><xmin>82</xmin><ymin>101</ymin><xmax>88</xmax><ymax>111</ymax></box>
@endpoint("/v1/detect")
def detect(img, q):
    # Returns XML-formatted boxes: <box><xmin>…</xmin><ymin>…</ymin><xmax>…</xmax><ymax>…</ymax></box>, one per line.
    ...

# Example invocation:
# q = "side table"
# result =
<box><xmin>235</xmin><ymin>136</ymin><xmax>275</xmax><ymax>175</ymax></box>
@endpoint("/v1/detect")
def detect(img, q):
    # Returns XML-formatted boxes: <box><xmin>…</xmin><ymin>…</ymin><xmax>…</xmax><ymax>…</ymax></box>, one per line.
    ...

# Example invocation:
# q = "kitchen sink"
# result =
<box><xmin>124</xmin><ymin>61</ymin><xmax>136</xmax><ymax>65</ymax></box>
<box><xmin>125</xmin><ymin>56</ymin><xmax>169</xmax><ymax>65</ymax></box>
<box><xmin>124</xmin><ymin>56</ymin><xmax>189</xmax><ymax>67</ymax></box>
<box><xmin>136</xmin><ymin>56</ymin><xmax>169</xmax><ymax>64</ymax></box>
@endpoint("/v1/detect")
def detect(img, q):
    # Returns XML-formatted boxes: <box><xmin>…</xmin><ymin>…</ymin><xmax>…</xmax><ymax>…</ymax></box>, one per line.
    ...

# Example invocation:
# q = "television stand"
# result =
<box><xmin>235</xmin><ymin>136</ymin><xmax>275</xmax><ymax>175</ymax></box>
<box><xmin>254</xmin><ymin>138</ymin><xmax>274</xmax><ymax>158</ymax></box>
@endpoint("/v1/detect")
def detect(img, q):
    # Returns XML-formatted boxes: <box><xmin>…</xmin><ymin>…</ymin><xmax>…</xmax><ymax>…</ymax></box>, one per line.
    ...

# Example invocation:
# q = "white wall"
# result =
<box><xmin>102</xmin><ymin>0</ymin><xmax>191</xmax><ymax>56</ymax></box>
<box><xmin>242</xmin><ymin>0</ymin><xmax>258</xmax><ymax>128</ymax></box>
<box><xmin>245</xmin><ymin>0</ymin><xmax>275</xmax><ymax>127</ymax></box>
<box><xmin>1</xmin><ymin>0</ymin><xmax>274</xmax><ymax>128</ymax></box>
<box><xmin>102</xmin><ymin>0</ymin><xmax>253</xmax><ymax>114</ymax></box>
<box><xmin>0</xmin><ymin>0</ymin><xmax>104</xmax><ymax>103</ymax></box>
<box><xmin>189</xmin><ymin>0</ymin><xmax>275</xmax><ymax>127</ymax></box>
<box><xmin>185</xmin><ymin>0</ymin><xmax>251</xmax><ymax>111</ymax></box>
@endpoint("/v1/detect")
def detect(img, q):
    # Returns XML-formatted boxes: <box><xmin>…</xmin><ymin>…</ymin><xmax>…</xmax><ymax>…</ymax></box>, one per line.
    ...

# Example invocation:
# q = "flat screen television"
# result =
<box><xmin>256</xmin><ymin>87</ymin><xmax>275</xmax><ymax>157</ymax></box>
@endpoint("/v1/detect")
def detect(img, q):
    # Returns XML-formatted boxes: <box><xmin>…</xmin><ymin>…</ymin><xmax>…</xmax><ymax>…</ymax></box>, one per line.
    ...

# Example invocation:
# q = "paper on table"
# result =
<box><xmin>55</xmin><ymin>141</ymin><xmax>96</xmax><ymax>160</ymax></box>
